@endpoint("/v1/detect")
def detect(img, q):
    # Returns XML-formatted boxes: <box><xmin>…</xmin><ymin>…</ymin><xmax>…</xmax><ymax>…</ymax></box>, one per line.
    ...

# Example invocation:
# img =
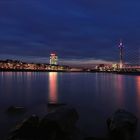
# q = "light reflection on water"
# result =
<box><xmin>0</xmin><ymin>72</ymin><xmax>140</xmax><ymax>139</ymax></box>
<box><xmin>114</xmin><ymin>75</ymin><xmax>124</xmax><ymax>108</ymax></box>
<box><xmin>136</xmin><ymin>77</ymin><xmax>140</xmax><ymax>113</ymax></box>
<box><xmin>48</xmin><ymin>72</ymin><xmax>58</xmax><ymax>104</ymax></box>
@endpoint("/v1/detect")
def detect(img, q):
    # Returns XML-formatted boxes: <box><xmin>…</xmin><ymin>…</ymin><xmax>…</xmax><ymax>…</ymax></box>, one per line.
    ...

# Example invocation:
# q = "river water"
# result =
<box><xmin>0</xmin><ymin>72</ymin><xmax>140</xmax><ymax>139</ymax></box>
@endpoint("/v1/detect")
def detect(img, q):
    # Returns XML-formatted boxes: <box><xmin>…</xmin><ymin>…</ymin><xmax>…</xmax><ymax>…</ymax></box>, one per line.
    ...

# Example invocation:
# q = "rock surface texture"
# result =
<box><xmin>107</xmin><ymin>109</ymin><xmax>138</xmax><ymax>140</ymax></box>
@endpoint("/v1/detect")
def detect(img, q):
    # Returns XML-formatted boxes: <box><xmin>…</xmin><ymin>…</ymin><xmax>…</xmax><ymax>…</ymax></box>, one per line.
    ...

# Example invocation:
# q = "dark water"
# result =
<box><xmin>0</xmin><ymin>72</ymin><xmax>140</xmax><ymax>139</ymax></box>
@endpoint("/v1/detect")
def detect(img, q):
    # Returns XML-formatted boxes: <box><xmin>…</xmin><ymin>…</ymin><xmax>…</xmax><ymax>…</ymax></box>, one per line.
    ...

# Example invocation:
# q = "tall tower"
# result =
<box><xmin>50</xmin><ymin>53</ymin><xmax>58</xmax><ymax>65</ymax></box>
<box><xmin>118</xmin><ymin>40</ymin><xmax>124</xmax><ymax>69</ymax></box>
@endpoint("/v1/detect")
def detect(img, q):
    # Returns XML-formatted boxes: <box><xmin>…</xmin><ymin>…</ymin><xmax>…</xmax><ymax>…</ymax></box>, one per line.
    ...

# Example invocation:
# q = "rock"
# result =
<box><xmin>39</xmin><ymin>106</ymin><xmax>79</xmax><ymax>140</ymax></box>
<box><xmin>47</xmin><ymin>103</ymin><xmax>67</xmax><ymax>112</ymax></box>
<box><xmin>85</xmin><ymin>137</ymin><xmax>108</xmax><ymax>140</ymax></box>
<box><xmin>40</xmin><ymin>106</ymin><xmax>79</xmax><ymax>131</ymax></box>
<box><xmin>9</xmin><ymin>107</ymin><xmax>80</xmax><ymax>140</ymax></box>
<box><xmin>9</xmin><ymin>115</ymin><xmax>39</xmax><ymax>140</ymax></box>
<box><xmin>6</xmin><ymin>106</ymin><xmax>26</xmax><ymax>115</ymax></box>
<box><xmin>107</xmin><ymin>109</ymin><xmax>138</xmax><ymax>140</ymax></box>
<box><xmin>47</xmin><ymin>103</ymin><xmax>66</xmax><ymax>107</ymax></box>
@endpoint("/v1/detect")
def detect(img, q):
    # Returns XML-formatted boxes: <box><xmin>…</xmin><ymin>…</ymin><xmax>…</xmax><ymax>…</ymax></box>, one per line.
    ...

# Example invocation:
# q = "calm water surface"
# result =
<box><xmin>0</xmin><ymin>72</ymin><xmax>140</xmax><ymax>139</ymax></box>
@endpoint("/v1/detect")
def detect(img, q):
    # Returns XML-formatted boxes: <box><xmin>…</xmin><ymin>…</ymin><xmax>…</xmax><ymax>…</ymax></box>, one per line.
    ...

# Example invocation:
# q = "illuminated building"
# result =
<box><xmin>112</xmin><ymin>63</ymin><xmax>119</xmax><ymax>70</ymax></box>
<box><xmin>50</xmin><ymin>53</ymin><xmax>58</xmax><ymax>65</ymax></box>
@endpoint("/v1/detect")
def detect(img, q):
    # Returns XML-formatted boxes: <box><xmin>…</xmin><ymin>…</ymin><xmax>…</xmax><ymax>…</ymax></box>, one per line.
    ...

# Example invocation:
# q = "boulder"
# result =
<box><xmin>9</xmin><ymin>115</ymin><xmax>39</xmax><ymax>140</ymax></box>
<box><xmin>85</xmin><ymin>137</ymin><xmax>108</xmax><ymax>140</ymax></box>
<box><xmin>6</xmin><ymin>106</ymin><xmax>26</xmax><ymax>115</ymax></box>
<box><xmin>47</xmin><ymin>103</ymin><xmax>66</xmax><ymax>107</ymax></box>
<box><xmin>40</xmin><ymin>106</ymin><xmax>79</xmax><ymax>131</ymax></box>
<box><xmin>9</xmin><ymin>107</ymin><xmax>79</xmax><ymax>140</ymax></box>
<box><xmin>107</xmin><ymin>109</ymin><xmax>137</xmax><ymax>140</ymax></box>
<box><xmin>39</xmin><ymin>106</ymin><xmax>79</xmax><ymax>140</ymax></box>
<box><xmin>47</xmin><ymin>103</ymin><xmax>67</xmax><ymax>112</ymax></box>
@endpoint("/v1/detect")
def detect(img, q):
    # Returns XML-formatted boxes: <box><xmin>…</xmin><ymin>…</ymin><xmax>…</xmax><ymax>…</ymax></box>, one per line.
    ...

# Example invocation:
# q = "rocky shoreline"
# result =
<box><xmin>7</xmin><ymin>106</ymin><xmax>138</xmax><ymax>140</ymax></box>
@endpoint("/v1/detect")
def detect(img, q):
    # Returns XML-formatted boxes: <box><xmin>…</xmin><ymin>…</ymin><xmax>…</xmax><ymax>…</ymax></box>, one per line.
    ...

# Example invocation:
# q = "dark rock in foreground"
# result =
<box><xmin>85</xmin><ymin>137</ymin><xmax>108</xmax><ymax>140</ymax></box>
<box><xmin>8</xmin><ymin>108</ymin><xmax>138</xmax><ymax>140</ymax></box>
<box><xmin>107</xmin><ymin>109</ymin><xmax>138</xmax><ymax>140</ymax></box>
<box><xmin>39</xmin><ymin>107</ymin><xmax>79</xmax><ymax>140</ymax></box>
<box><xmin>47</xmin><ymin>102</ymin><xmax>66</xmax><ymax>107</ymax></box>
<box><xmin>47</xmin><ymin>103</ymin><xmax>67</xmax><ymax>112</ymax></box>
<box><xmin>9</xmin><ymin>115</ymin><xmax>39</xmax><ymax>140</ymax></box>
<box><xmin>6</xmin><ymin>106</ymin><xmax>26</xmax><ymax>115</ymax></box>
<box><xmin>9</xmin><ymin>107</ymin><xmax>82</xmax><ymax>140</ymax></box>
<box><xmin>41</xmin><ymin>106</ymin><xmax>78</xmax><ymax>131</ymax></box>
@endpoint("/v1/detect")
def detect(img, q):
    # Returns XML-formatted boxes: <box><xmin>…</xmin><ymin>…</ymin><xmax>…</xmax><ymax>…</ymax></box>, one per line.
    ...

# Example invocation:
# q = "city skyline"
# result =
<box><xmin>0</xmin><ymin>0</ymin><xmax>140</xmax><ymax>66</ymax></box>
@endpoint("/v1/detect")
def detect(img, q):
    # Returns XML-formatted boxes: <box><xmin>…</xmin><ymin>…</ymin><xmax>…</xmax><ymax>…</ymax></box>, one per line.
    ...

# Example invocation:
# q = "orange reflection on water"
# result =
<box><xmin>48</xmin><ymin>72</ymin><xmax>58</xmax><ymax>103</ymax></box>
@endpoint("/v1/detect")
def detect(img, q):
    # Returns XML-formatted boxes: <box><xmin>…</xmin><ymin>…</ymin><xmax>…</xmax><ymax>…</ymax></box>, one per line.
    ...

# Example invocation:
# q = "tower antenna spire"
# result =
<box><xmin>118</xmin><ymin>39</ymin><xmax>124</xmax><ymax>69</ymax></box>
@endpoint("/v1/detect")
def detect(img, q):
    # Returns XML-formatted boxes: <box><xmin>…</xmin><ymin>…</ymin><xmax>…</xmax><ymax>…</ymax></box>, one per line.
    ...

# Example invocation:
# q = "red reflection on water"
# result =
<box><xmin>115</xmin><ymin>75</ymin><xmax>124</xmax><ymax>107</ymax></box>
<box><xmin>136</xmin><ymin>76</ymin><xmax>140</xmax><ymax>112</ymax></box>
<box><xmin>48</xmin><ymin>72</ymin><xmax>58</xmax><ymax>103</ymax></box>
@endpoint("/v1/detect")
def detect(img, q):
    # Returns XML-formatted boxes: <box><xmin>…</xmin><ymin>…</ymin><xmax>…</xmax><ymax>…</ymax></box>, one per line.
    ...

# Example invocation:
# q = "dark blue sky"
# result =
<box><xmin>0</xmin><ymin>0</ymin><xmax>140</xmax><ymax>66</ymax></box>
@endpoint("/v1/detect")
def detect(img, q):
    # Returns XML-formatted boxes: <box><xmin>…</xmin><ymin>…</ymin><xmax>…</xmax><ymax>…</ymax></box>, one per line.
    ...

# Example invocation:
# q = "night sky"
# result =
<box><xmin>0</xmin><ymin>0</ymin><xmax>140</xmax><ymax>66</ymax></box>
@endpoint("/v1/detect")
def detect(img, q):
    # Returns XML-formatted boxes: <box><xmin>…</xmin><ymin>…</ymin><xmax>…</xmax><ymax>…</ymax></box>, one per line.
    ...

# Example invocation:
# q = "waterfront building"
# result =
<box><xmin>50</xmin><ymin>53</ymin><xmax>58</xmax><ymax>65</ymax></box>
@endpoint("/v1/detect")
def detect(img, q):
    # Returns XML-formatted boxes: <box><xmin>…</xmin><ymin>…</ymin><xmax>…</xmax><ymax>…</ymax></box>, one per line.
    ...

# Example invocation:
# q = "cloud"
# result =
<box><xmin>0</xmin><ymin>0</ymin><xmax>140</xmax><ymax>65</ymax></box>
<box><xmin>60</xmin><ymin>58</ymin><xmax>116</xmax><ymax>67</ymax></box>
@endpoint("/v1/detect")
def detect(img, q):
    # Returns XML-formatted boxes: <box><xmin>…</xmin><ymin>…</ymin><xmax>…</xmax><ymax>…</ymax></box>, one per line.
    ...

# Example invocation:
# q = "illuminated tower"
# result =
<box><xmin>118</xmin><ymin>40</ymin><xmax>124</xmax><ymax>69</ymax></box>
<box><xmin>50</xmin><ymin>53</ymin><xmax>58</xmax><ymax>65</ymax></box>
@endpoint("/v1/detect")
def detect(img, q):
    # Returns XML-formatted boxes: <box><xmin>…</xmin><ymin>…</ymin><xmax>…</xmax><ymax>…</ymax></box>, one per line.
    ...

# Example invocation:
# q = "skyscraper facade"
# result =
<box><xmin>50</xmin><ymin>53</ymin><xmax>58</xmax><ymax>65</ymax></box>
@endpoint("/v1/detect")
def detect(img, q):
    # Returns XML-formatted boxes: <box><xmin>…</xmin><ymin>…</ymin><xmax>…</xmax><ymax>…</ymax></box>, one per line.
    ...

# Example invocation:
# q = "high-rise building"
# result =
<box><xmin>50</xmin><ymin>53</ymin><xmax>58</xmax><ymax>65</ymax></box>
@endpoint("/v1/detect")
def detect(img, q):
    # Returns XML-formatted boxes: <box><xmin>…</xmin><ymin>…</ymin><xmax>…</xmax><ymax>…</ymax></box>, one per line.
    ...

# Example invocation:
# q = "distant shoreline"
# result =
<box><xmin>0</xmin><ymin>69</ymin><xmax>140</xmax><ymax>75</ymax></box>
<box><xmin>0</xmin><ymin>69</ymin><xmax>69</xmax><ymax>72</ymax></box>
